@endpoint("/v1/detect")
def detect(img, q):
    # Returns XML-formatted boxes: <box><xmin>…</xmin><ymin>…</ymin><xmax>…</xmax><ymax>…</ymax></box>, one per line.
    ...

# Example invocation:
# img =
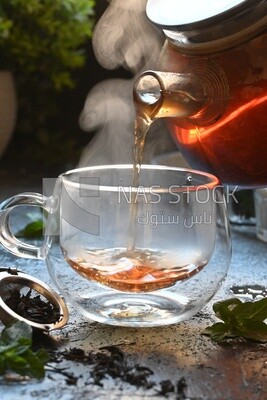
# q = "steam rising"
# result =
<box><xmin>92</xmin><ymin>0</ymin><xmax>162</xmax><ymax>73</ymax></box>
<box><xmin>79</xmin><ymin>78</ymin><xmax>135</xmax><ymax>165</ymax></box>
<box><xmin>79</xmin><ymin>0</ymin><xmax>175</xmax><ymax>167</ymax></box>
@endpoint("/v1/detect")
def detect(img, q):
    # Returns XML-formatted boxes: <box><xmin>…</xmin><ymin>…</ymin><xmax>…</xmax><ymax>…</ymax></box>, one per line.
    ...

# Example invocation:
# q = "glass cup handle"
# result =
<box><xmin>0</xmin><ymin>192</ymin><xmax>49</xmax><ymax>259</ymax></box>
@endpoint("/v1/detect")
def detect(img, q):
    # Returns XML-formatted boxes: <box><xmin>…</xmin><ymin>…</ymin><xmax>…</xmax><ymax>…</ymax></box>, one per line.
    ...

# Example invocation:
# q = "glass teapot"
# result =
<box><xmin>134</xmin><ymin>0</ymin><xmax>267</xmax><ymax>187</ymax></box>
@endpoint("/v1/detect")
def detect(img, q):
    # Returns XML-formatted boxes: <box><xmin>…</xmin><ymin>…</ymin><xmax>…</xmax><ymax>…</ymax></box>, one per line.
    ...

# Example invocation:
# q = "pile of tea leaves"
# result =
<box><xmin>4</xmin><ymin>288</ymin><xmax>60</xmax><ymax>324</ymax></box>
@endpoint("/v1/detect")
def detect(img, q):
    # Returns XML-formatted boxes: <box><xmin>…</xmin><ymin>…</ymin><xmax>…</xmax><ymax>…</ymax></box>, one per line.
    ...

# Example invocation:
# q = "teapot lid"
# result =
<box><xmin>147</xmin><ymin>0</ymin><xmax>267</xmax><ymax>53</ymax></box>
<box><xmin>147</xmin><ymin>0</ymin><xmax>247</xmax><ymax>27</ymax></box>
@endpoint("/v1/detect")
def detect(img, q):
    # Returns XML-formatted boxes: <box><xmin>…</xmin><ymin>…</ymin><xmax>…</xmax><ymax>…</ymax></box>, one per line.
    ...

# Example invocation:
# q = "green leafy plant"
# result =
<box><xmin>0</xmin><ymin>0</ymin><xmax>95</xmax><ymax>169</ymax></box>
<box><xmin>15</xmin><ymin>210</ymin><xmax>44</xmax><ymax>239</ymax></box>
<box><xmin>0</xmin><ymin>0</ymin><xmax>95</xmax><ymax>90</ymax></box>
<box><xmin>0</xmin><ymin>321</ymin><xmax>49</xmax><ymax>379</ymax></box>
<box><xmin>203</xmin><ymin>298</ymin><xmax>267</xmax><ymax>343</ymax></box>
<box><xmin>16</xmin><ymin>220</ymin><xmax>44</xmax><ymax>239</ymax></box>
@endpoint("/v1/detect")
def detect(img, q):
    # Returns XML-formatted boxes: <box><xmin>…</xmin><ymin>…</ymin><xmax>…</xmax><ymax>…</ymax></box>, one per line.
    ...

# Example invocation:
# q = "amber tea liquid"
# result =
<box><xmin>65</xmin><ymin>248</ymin><xmax>205</xmax><ymax>292</ymax></box>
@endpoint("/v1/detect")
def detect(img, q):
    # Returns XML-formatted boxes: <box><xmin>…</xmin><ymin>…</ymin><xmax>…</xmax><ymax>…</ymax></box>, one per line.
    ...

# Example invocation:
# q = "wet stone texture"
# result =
<box><xmin>0</xmin><ymin>175</ymin><xmax>266</xmax><ymax>400</ymax></box>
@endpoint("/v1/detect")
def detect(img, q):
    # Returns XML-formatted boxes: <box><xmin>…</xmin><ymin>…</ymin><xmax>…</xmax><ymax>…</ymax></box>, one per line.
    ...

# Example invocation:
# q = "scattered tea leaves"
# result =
<box><xmin>0</xmin><ymin>321</ymin><xmax>49</xmax><ymax>379</ymax></box>
<box><xmin>59</xmin><ymin>346</ymin><xmax>187</xmax><ymax>395</ymax></box>
<box><xmin>177</xmin><ymin>377</ymin><xmax>188</xmax><ymax>400</ymax></box>
<box><xmin>63</xmin><ymin>345</ymin><xmax>154</xmax><ymax>388</ymax></box>
<box><xmin>158</xmin><ymin>379</ymin><xmax>175</xmax><ymax>395</ymax></box>
<box><xmin>203</xmin><ymin>297</ymin><xmax>267</xmax><ymax>343</ymax></box>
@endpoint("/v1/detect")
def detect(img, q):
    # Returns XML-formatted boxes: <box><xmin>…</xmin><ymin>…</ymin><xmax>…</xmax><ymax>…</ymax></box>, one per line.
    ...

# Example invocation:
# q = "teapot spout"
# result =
<box><xmin>133</xmin><ymin>70</ymin><xmax>206</xmax><ymax>121</ymax></box>
<box><xmin>133</xmin><ymin>64</ymin><xmax>229</xmax><ymax>126</ymax></box>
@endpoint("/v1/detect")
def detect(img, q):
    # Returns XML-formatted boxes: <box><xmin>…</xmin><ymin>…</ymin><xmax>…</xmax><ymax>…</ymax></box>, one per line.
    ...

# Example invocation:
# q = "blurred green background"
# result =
<box><xmin>0</xmin><ymin>0</ymin><xmax>130</xmax><ymax>176</ymax></box>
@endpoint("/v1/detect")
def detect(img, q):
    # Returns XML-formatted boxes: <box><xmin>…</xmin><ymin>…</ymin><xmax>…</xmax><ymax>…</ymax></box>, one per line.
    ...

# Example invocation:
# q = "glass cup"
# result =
<box><xmin>0</xmin><ymin>165</ymin><xmax>231</xmax><ymax>327</ymax></box>
<box><xmin>254</xmin><ymin>188</ymin><xmax>267</xmax><ymax>242</ymax></box>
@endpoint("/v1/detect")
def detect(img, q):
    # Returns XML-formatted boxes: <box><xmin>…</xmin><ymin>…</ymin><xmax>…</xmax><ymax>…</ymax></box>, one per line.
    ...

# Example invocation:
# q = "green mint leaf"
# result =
<box><xmin>205</xmin><ymin>298</ymin><xmax>267</xmax><ymax>343</ymax></box>
<box><xmin>7</xmin><ymin>355</ymin><xmax>28</xmax><ymax>375</ymax></box>
<box><xmin>35</xmin><ymin>348</ymin><xmax>50</xmax><ymax>364</ymax></box>
<box><xmin>2</xmin><ymin>347</ymin><xmax>48</xmax><ymax>379</ymax></box>
<box><xmin>233</xmin><ymin>319</ymin><xmax>267</xmax><ymax>342</ymax></box>
<box><xmin>213</xmin><ymin>298</ymin><xmax>242</xmax><ymax>322</ymax></box>
<box><xmin>0</xmin><ymin>321</ymin><xmax>49</xmax><ymax>379</ymax></box>
<box><xmin>19</xmin><ymin>352</ymin><xmax>42</xmax><ymax>379</ymax></box>
<box><xmin>231</xmin><ymin>297</ymin><xmax>267</xmax><ymax>322</ymax></box>
<box><xmin>0</xmin><ymin>342</ymin><xmax>21</xmax><ymax>354</ymax></box>
<box><xmin>25</xmin><ymin>349</ymin><xmax>49</xmax><ymax>379</ymax></box>
<box><xmin>15</xmin><ymin>220</ymin><xmax>44</xmax><ymax>239</ymax></box>
<box><xmin>203</xmin><ymin>322</ymin><xmax>233</xmax><ymax>342</ymax></box>
<box><xmin>13</xmin><ymin>339</ymin><xmax>32</xmax><ymax>355</ymax></box>
<box><xmin>1</xmin><ymin>321</ymin><xmax>32</xmax><ymax>344</ymax></box>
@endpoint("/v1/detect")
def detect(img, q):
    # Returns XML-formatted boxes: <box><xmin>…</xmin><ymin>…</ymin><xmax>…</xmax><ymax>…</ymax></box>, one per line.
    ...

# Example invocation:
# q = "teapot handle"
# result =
<box><xmin>0</xmin><ymin>193</ymin><xmax>49</xmax><ymax>259</ymax></box>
